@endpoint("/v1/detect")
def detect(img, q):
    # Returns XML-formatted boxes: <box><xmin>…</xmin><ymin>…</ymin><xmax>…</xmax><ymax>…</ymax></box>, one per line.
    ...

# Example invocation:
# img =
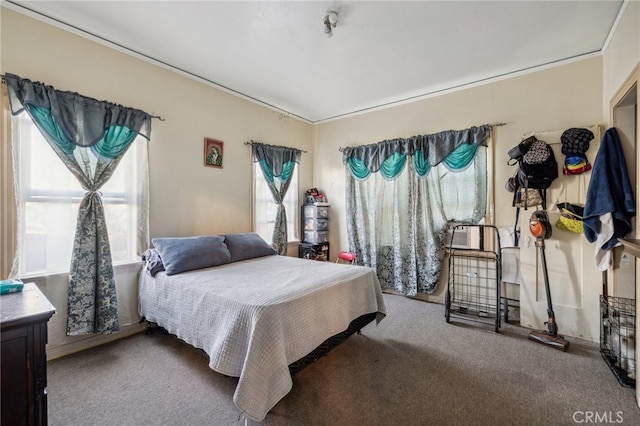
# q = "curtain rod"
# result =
<box><xmin>1</xmin><ymin>74</ymin><xmax>165</xmax><ymax>121</ymax></box>
<box><xmin>244</xmin><ymin>140</ymin><xmax>307</xmax><ymax>153</ymax></box>
<box><xmin>337</xmin><ymin>122</ymin><xmax>507</xmax><ymax>152</ymax></box>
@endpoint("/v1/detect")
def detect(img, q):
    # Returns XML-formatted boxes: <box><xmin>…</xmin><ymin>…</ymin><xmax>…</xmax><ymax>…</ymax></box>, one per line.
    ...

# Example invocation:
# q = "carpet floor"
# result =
<box><xmin>48</xmin><ymin>293</ymin><xmax>639</xmax><ymax>425</ymax></box>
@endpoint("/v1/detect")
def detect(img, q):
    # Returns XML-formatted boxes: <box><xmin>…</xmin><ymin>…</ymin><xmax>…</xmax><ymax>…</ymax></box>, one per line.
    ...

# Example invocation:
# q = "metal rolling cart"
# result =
<box><xmin>445</xmin><ymin>224</ymin><xmax>502</xmax><ymax>332</ymax></box>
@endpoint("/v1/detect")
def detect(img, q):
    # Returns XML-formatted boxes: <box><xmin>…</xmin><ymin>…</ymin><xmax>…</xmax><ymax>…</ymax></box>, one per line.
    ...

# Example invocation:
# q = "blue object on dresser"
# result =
<box><xmin>0</xmin><ymin>279</ymin><xmax>24</xmax><ymax>295</ymax></box>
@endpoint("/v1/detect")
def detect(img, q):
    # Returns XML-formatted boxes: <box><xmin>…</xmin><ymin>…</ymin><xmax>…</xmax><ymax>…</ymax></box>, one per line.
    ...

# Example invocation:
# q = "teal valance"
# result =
<box><xmin>29</xmin><ymin>105</ymin><xmax>138</xmax><ymax>159</ymax></box>
<box><xmin>342</xmin><ymin>125</ymin><xmax>490</xmax><ymax>179</ymax></box>
<box><xmin>259</xmin><ymin>159</ymin><xmax>297</xmax><ymax>184</ymax></box>
<box><xmin>4</xmin><ymin>73</ymin><xmax>152</xmax><ymax>156</ymax></box>
<box><xmin>251</xmin><ymin>141</ymin><xmax>302</xmax><ymax>179</ymax></box>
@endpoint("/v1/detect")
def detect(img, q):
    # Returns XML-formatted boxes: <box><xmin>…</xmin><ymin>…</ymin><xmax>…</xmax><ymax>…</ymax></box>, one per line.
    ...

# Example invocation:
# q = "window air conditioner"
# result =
<box><xmin>445</xmin><ymin>224</ymin><xmax>483</xmax><ymax>250</ymax></box>
<box><xmin>445</xmin><ymin>224</ymin><xmax>471</xmax><ymax>249</ymax></box>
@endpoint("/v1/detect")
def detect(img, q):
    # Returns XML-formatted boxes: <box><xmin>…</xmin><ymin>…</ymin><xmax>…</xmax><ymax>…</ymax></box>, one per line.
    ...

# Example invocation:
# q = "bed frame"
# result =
<box><xmin>141</xmin><ymin>311</ymin><xmax>377</xmax><ymax>375</ymax></box>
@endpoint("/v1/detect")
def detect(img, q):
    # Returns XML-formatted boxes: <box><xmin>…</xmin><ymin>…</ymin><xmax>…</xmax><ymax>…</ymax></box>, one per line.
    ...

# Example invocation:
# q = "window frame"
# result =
<box><xmin>9</xmin><ymin>111</ymin><xmax>147</xmax><ymax>278</ymax></box>
<box><xmin>251</xmin><ymin>159</ymin><xmax>299</xmax><ymax>246</ymax></box>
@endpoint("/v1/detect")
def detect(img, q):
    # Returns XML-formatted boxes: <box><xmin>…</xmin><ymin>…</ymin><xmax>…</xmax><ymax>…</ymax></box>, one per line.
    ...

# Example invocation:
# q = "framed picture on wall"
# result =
<box><xmin>204</xmin><ymin>138</ymin><xmax>224</xmax><ymax>168</ymax></box>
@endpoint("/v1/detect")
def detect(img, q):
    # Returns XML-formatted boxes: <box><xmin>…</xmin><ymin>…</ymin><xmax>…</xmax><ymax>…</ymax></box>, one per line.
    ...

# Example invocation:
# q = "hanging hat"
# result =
<box><xmin>563</xmin><ymin>154</ymin><xmax>592</xmax><ymax>175</ymax></box>
<box><xmin>561</xmin><ymin>128</ymin><xmax>594</xmax><ymax>175</ymax></box>
<box><xmin>561</xmin><ymin>128</ymin><xmax>593</xmax><ymax>156</ymax></box>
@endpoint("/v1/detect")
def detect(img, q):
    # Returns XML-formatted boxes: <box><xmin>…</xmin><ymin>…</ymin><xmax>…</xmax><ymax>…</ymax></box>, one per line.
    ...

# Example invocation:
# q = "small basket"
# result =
<box><xmin>556</xmin><ymin>208</ymin><xmax>583</xmax><ymax>234</ymax></box>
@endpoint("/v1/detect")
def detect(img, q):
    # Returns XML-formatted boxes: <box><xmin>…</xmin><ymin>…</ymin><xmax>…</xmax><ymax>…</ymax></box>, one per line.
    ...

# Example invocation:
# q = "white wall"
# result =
<box><xmin>315</xmin><ymin>57</ymin><xmax>604</xmax><ymax>251</ymax></box>
<box><xmin>314</xmin><ymin>57</ymin><xmax>605</xmax><ymax>340</ymax></box>
<box><xmin>603</xmin><ymin>0</ymin><xmax>640</xmax><ymax>118</ymax></box>
<box><xmin>1</xmin><ymin>9</ymin><xmax>314</xmax><ymax>357</ymax></box>
<box><xmin>2</xmin><ymin>3</ymin><xmax>638</xmax><ymax>354</ymax></box>
<box><xmin>315</xmin><ymin>60</ymin><xmax>603</xmax><ymax>248</ymax></box>
<box><xmin>1</xmin><ymin>9</ymin><xmax>314</xmax><ymax>238</ymax></box>
<box><xmin>603</xmin><ymin>0</ymin><xmax>639</xmax><ymax>227</ymax></box>
<box><xmin>312</xmin><ymin>2</ymin><xmax>640</xmax><ymax>343</ymax></box>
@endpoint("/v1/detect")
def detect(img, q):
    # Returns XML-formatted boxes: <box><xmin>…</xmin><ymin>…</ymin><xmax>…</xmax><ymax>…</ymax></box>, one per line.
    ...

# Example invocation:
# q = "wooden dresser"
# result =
<box><xmin>1</xmin><ymin>283</ymin><xmax>55</xmax><ymax>426</ymax></box>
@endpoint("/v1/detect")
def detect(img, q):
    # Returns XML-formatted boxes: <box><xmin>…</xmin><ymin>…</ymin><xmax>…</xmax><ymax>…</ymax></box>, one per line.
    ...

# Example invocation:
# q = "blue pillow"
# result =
<box><xmin>224</xmin><ymin>233</ymin><xmax>276</xmax><ymax>262</ymax></box>
<box><xmin>151</xmin><ymin>235</ymin><xmax>231</xmax><ymax>275</ymax></box>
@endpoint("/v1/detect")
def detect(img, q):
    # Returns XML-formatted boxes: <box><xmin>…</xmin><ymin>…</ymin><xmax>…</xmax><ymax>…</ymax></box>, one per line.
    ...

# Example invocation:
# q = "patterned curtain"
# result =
<box><xmin>251</xmin><ymin>142</ymin><xmax>302</xmax><ymax>255</ymax></box>
<box><xmin>343</xmin><ymin>126</ymin><xmax>490</xmax><ymax>295</ymax></box>
<box><xmin>5</xmin><ymin>73</ymin><xmax>152</xmax><ymax>335</ymax></box>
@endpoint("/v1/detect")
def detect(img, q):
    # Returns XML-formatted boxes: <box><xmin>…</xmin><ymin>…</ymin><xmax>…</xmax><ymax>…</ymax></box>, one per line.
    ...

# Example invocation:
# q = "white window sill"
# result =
<box><xmin>15</xmin><ymin>261</ymin><xmax>144</xmax><ymax>281</ymax></box>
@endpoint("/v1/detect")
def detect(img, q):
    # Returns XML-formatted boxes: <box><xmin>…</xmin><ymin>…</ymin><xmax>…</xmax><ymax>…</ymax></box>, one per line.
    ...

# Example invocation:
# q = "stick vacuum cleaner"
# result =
<box><xmin>527</xmin><ymin>210</ymin><xmax>570</xmax><ymax>351</ymax></box>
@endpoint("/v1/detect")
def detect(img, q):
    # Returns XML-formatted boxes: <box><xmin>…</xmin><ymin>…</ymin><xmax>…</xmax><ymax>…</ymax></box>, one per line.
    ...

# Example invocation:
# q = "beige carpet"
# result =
<box><xmin>47</xmin><ymin>293</ymin><xmax>639</xmax><ymax>425</ymax></box>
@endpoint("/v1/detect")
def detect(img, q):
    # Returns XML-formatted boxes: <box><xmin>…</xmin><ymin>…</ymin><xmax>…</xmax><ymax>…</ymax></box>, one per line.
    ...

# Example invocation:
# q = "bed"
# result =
<box><xmin>139</xmin><ymin>233</ymin><xmax>386</xmax><ymax>421</ymax></box>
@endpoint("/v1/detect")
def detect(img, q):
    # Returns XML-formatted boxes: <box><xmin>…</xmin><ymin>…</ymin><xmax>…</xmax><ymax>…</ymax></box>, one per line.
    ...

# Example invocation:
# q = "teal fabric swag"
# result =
<box><xmin>342</xmin><ymin>125</ymin><xmax>489</xmax><ymax>179</ymax></box>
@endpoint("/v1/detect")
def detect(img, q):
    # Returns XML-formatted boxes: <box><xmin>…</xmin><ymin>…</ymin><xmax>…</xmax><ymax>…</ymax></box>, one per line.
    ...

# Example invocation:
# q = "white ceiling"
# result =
<box><xmin>4</xmin><ymin>1</ymin><xmax>625</xmax><ymax>123</ymax></box>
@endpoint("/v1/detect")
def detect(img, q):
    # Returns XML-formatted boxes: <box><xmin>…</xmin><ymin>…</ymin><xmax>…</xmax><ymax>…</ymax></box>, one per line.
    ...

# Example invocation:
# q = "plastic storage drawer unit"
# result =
<box><xmin>303</xmin><ymin>205</ymin><xmax>328</xmax><ymax>219</ymax></box>
<box><xmin>303</xmin><ymin>230</ymin><xmax>328</xmax><ymax>244</ymax></box>
<box><xmin>304</xmin><ymin>218</ymin><xmax>328</xmax><ymax>231</ymax></box>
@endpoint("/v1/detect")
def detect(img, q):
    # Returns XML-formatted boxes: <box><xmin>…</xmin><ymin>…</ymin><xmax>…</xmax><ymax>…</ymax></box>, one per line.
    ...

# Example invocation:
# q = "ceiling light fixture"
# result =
<box><xmin>324</xmin><ymin>11</ymin><xmax>338</xmax><ymax>37</ymax></box>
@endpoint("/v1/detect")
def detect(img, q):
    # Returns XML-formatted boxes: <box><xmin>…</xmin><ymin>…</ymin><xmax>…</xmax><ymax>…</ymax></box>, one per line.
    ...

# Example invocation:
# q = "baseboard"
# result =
<box><xmin>383</xmin><ymin>289</ymin><xmax>445</xmax><ymax>305</ymax></box>
<box><xmin>46</xmin><ymin>322</ymin><xmax>147</xmax><ymax>361</ymax></box>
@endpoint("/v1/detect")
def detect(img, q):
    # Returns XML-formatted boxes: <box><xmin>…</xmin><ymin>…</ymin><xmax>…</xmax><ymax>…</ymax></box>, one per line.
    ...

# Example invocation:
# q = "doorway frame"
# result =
<box><xmin>608</xmin><ymin>62</ymin><xmax>639</xmax><ymax>407</ymax></box>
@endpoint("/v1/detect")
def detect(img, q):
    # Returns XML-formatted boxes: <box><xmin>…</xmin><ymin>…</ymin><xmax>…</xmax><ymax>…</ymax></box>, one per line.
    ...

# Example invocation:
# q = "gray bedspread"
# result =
<box><xmin>139</xmin><ymin>255</ymin><xmax>386</xmax><ymax>421</ymax></box>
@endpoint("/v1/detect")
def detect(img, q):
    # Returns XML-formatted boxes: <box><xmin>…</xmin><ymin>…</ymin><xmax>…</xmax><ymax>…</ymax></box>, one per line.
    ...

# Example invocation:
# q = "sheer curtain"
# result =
<box><xmin>251</xmin><ymin>142</ymin><xmax>302</xmax><ymax>255</ymax></box>
<box><xmin>5</xmin><ymin>73</ymin><xmax>153</xmax><ymax>335</ymax></box>
<box><xmin>343</xmin><ymin>126</ymin><xmax>490</xmax><ymax>295</ymax></box>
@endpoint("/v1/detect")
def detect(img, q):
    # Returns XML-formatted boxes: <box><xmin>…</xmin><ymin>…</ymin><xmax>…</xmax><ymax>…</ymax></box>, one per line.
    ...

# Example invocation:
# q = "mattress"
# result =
<box><xmin>139</xmin><ymin>255</ymin><xmax>386</xmax><ymax>421</ymax></box>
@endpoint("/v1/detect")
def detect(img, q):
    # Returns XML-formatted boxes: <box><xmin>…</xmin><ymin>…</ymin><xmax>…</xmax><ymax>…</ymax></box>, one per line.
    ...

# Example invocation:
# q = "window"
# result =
<box><xmin>11</xmin><ymin>112</ymin><xmax>148</xmax><ymax>277</ymax></box>
<box><xmin>345</xmin><ymin>144</ymin><xmax>488</xmax><ymax>294</ymax></box>
<box><xmin>252</xmin><ymin>161</ymin><xmax>299</xmax><ymax>244</ymax></box>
